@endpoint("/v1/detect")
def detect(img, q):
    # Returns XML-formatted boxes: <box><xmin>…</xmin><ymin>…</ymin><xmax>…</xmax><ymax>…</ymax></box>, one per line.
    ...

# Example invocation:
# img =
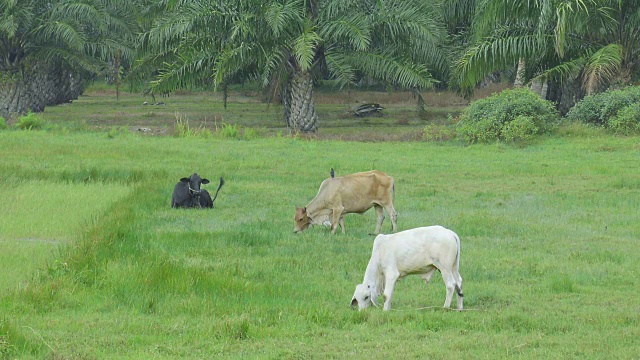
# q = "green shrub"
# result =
<box><xmin>501</xmin><ymin>115</ymin><xmax>539</xmax><ymax>143</ymax></box>
<box><xmin>422</xmin><ymin>124</ymin><xmax>456</xmax><ymax>142</ymax></box>
<box><xmin>14</xmin><ymin>111</ymin><xmax>46</xmax><ymax>130</ymax></box>
<box><xmin>0</xmin><ymin>116</ymin><xmax>7</xmax><ymax>130</ymax></box>
<box><xmin>456</xmin><ymin>88</ymin><xmax>558</xmax><ymax>143</ymax></box>
<box><xmin>565</xmin><ymin>86</ymin><xmax>640</xmax><ymax>127</ymax></box>
<box><xmin>607</xmin><ymin>103</ymin><xmax>640</xmax><ymax>135</ymax></box>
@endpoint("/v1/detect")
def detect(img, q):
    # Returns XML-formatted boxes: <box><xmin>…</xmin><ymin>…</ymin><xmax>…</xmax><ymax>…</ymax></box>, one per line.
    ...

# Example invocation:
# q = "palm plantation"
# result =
<box><xmin>1</xmin><ymin>0</ymin><xmax>639</xmax><ymax>126</ymax></box>
<box><xmin>0</xmin><ymin>0</ymin><xmax>139</xmax><ymax>118</ymax></box>
<box><xmin>137</xmin><ymin>0</ymin><xmax>448</xmax><ymax>132</ymax></box>
<box><xmin>456</xmin><ymin>0</ymin><xmax>640</xmax><ymax>110</ymax></box>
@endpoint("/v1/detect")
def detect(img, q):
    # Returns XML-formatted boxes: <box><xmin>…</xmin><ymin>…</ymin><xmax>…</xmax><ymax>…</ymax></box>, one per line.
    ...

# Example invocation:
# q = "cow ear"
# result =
<box><xmin>180</xmin><ymin>178</ymin><xmax>189</xmax><ymax>183</ymax></box>
<box><xmin>369</xmin><ymin>286</ymin><xmax>379</xmax><ymax>307</ymax></box>
<box><xmin>201</xmin><ymin>179</ymin><xmax>210</xmax><ymax>184</ymax></box>
<box><xmin>303</xmin><ymin>207</ymin><xmax>307</xmax><ymax>213</ymax></box>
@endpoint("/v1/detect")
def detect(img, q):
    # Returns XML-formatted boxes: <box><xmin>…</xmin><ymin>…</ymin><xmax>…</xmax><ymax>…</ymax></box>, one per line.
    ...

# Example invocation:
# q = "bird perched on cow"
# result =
<box><xmin>351</xmin><ymin>226</ymin><xmax>463</xmax><ymax>311</ymax></box>
<box><xmin>171</xmin><ymin>173</ymin><xmax>225</xmax><ymax>208</ymax></box>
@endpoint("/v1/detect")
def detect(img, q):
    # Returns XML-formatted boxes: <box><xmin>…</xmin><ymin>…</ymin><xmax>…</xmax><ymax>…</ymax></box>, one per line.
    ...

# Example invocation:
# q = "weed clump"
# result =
<box><xmin>422</xmin><ymin>123</ymin><xmax>456</xmax><ymax>142</ymax></box>
<box><xmin>14</xmin><ymin>111</ymin><xmax>47</xmax><ymax>130</ymax></box>
<box><xmin>174</xmin><ymin>112</ymin><xmax>262</xmax><ymax>140</ymax></box>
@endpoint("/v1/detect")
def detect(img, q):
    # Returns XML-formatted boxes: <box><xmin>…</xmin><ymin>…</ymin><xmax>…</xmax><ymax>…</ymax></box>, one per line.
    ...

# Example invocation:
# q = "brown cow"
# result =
<box><xmin>294</xmin><ymin>170</ymin><xmax>397</xmax><ymax>234</ymax></box>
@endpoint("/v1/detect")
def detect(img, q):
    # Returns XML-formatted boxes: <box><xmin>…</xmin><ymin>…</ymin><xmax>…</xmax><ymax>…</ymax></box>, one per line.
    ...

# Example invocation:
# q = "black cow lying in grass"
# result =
<box><xmin>171</xmin><ymin>173</ymin><xmax>225</xmax><ymax>208</ymax></box>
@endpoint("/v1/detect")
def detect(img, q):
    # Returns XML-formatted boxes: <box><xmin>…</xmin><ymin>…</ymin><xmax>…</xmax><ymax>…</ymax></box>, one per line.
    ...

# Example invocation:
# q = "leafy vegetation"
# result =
<box><xmin>456</xmin><ymin>0</ymin><xmax>640</xmax><ymax>99</ymax></box>
<box><xmin>456</xmin><ymin>88</ymin><xmax>558</xmax><ymax>143</ymax></box>
<box><xmin>608</xmin><ymin>103</ymin><xmax>640</xmax><ymax>135</ymax></box>
<box><xmin>13</xmin><ymin>111</ymin><xmax>47</xmax><ymax>130</ymax></box>
<box><xmin>566</xmin><ymin>86</ymin><xmax>640</xmax><ymax>131</ymax></box>
<box><xmin>0</xmin><ymin>0</ymin><xmax>140</xmax><ymax>118</ymax></box>
<box><xmin>135</xmin><ymin>0</ymin><xmax>447</xmax><ymax>132</ymax></box>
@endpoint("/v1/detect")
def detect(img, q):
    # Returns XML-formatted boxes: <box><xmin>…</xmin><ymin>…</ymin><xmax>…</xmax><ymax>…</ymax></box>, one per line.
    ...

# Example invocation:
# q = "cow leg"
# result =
<box><xmin>440</xmin><ymin>269</ymin><xmax>457</xmax><ymax>308</ymax></box>
<box><xmin>383</xmin><ymin>270</ymin><xmax>399</xmax><ymax>311</ymax></box>
<box><xmin>421</xmin><ymin>266</ymin><xmax>437</xmax><ymax>286</ymax></box>
<box><xmin>383</xmin><ymin>203</ymin><xmax>398</xmax><ymax>232</ymax></box>
<box><xmin>330</xmin><ymin>207</ymin><xmax>344</xmax><ymax>234</ymax></box>
<box><xmin>454</xmin><ymin>271</ymin><xmax>464</xmax><ymax>310</ymax></box>
<box><xmin>374</xmin><ymin>205</ymin><xmax>385</xmax><ymax>234</ymax></box>
<box><xmin>339</xmin><ymin>216</ymin><xmax>346</xmax><ymax>233</ymax></box>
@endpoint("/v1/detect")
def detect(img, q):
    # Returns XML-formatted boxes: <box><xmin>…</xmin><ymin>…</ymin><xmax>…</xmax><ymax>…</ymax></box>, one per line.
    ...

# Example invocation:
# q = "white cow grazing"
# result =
<box><xmin>350</xmin><ymin>226</ymin><xmax>463</xmax><ymax>311</ymax></box>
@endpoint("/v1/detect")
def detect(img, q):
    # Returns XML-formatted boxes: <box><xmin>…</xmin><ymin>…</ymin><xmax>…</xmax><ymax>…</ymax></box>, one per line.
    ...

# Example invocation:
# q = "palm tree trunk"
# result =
<box><xmin>285</xmin><ymin>70</ymin><xmax>318</xmax><ymax>132</ymax></box>
<box><xmin>514</xmin><ymin>58</ymin><xmax>526</xmax><ymax>87</ymax></box>
<box><xmin>0</xmin><ymin>72</ymin><xmax>37</xmax><ymax>119</ymax></box>
<box><xmin>0</xmin><ymin>64</ymin><xmax>85</xmax><ymax>119</ymax></box>
<box><xmin>530</xmin><ymin>79</ymin><xmax>548</xmax><ymax>98</ymax></box>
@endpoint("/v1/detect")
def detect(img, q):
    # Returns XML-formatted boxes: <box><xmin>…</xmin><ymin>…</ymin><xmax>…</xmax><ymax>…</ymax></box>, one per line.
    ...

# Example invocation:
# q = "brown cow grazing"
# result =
<box><xmin>294</xmin><ymin>170</ymin><xmax>397</xmax><ymax>234</ymax></box>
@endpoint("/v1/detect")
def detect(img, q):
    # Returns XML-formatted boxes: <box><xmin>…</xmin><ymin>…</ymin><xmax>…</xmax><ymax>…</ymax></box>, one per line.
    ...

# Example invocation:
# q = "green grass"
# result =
<box><xmin>37</xmin><ymin>84</ymin><xmax>467</xmax><ymax>140</ymax></box>
<box><xmin>0</xmin><ymin>91</ymin><xmax>639</xmax><ymax>358</ymax></box>
<box><xmin>0</xmin><ymin>170</ymin><xmax>134</xmax><ymax>297</ymax></box>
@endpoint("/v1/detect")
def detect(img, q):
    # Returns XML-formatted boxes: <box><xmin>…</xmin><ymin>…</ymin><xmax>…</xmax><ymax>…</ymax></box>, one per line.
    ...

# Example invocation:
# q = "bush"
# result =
<box><xmin>607</xmin><ymin>103</ymin><xmax>640</xmax><ymax>135</ymax></box>
<box><xmin>565</xmin><ymin>86</ymin><xmax>640</xmax><ymax>127</ymax></box>
<box><xmin>422</xmin><ymin>124</ymin><xmax>456</xmax><ymax>142</ymax></box>
<box><xmin>0</xmin><ymin>116</ymin><xmax>7</xmax><ymax>130</ymax></box>
<box><xmin>501</xmin><ymin>115</ymin><xmax>539</xmax><ymax>143</ymax></box>
<box><xmin>14</xmin><ymin>111</ymin><xmax>46</xmax><ymax>130</ymax></box>
<box><xmin>456</xmin><ymin>88</ymin><xmax>558</xmax><ymax>143</ymax></box>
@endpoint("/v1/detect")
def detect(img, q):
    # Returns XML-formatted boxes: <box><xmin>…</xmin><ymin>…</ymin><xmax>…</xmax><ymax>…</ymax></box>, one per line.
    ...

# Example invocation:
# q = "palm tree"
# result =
<box><xmin>455</xmin><ymin>0</ymin><xmax>640</xmax><ymax>107</ymax></box>
<box><xmin>137</xmin><ymin>0</ymin><xmax>448</xmax><ymax>132</ymax></box>
<box><xmin>0</xmin><ymin>0</ymin><xmax>140</xmax><ymax>119</ymax></box>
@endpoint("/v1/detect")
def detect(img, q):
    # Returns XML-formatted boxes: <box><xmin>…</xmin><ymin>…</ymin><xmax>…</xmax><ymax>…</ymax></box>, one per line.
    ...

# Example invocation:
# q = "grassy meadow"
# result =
<box><xmin>1</xmin><ymin>88</ymin><xmax>639</xmax><ymax>358</ymax></box>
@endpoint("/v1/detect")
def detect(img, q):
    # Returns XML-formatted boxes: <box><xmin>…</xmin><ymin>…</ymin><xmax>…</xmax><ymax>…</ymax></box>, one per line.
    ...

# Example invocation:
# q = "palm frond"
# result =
<box><xmin>323</xmin><ymin>51</ymin><xmax>355</xmax><ymax>88</ymax></box>
<box><xmin>582</xmin><ymin>43</ymin><xmax>623</xmax><ymax>94</ymax></box>
<box><xmin>292</xmin><ymin>23</ymin><xmax>321</xmax><ymax>71</ymax></box>
<box><xmin>530</xmin><ymin>56</ymin><xmax>587</xmax><ymax>83</ymax></box>
<box><xmin>266</xmin><ymin>0</ymin><xmax>303</xmax><ymax>37</ymax></box>
<box><xmin>351</xmin><ymin>51</ymin><xmax>437</xmax><ymax>89</ymax></box>
<box><xmin>320</xmin><ymin>15</ymin><xmax>370</xmax><ymax>51</ymax></box>
<box><xmin>32</xmin><ymin>21</ymin><xmax>86</xmax><ymax>52</ymax></box>
<box><xmin>456</xmin><ymin>33</ymin><xmax>545</xmax><ymax>91</ymax></box>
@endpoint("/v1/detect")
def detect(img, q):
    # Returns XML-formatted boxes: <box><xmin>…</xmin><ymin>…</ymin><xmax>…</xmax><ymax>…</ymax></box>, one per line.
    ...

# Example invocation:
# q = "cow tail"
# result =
<box><xmin>392</xmin><ymin>178</ymin><xmax>396</xmax><ymax>201</ymax></box>
<box><xmin>211</xmin><ymin>177</ymin><xmax>225</xmax><ymax>204</ymax></box>
<box><xmin>453</xmin><ymin>232</ymin><xmax>463</xmax><ymax>297</ymax></box>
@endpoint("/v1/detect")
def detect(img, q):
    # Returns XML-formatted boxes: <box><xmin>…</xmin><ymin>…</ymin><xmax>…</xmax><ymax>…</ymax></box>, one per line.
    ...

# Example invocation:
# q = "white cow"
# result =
<box><xmin>350</xmin><ymin>226</ymin><xmax>463</xmax><ymax>311</ymax></box>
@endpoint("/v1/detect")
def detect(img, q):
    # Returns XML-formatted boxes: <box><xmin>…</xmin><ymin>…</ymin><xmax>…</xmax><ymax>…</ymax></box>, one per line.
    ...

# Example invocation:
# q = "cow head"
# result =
<box><xmin>293</xmin><ymin>207</ymin><xmax>311</xmax><ymax>233</ymax></box>
<box><xmin>180</xmin><ymin>173</ymin><xmax>210</xmax><ymax>205</ymax></box>
<box><xmin>350</xmin><ymin>284</ymin><xmax>377</xmax><ymax>310</ymax></box>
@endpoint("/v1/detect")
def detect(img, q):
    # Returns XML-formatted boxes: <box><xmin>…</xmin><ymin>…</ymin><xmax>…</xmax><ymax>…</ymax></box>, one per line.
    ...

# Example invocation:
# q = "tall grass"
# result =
<box><xmin>0</xmin><ymin>131</ymin><xmax>639</xmax><ymax>358</ymax></box>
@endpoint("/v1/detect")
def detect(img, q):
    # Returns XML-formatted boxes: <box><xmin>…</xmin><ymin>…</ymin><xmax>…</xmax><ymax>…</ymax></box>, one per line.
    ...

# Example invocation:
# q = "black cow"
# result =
<box><xmin>171</xmin><ymin>173</ymin><xmax>225</xmax><ymax>208</ymax></box>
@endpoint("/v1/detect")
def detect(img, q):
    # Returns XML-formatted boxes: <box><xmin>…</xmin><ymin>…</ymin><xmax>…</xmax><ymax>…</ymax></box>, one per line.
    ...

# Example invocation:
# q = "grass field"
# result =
<box><xmin>37</xmin><ymin>83</ymin><xmax>479</xmax><ymax>140</ymax></box>
<box><xmin>0</xmin><ymin>88</ymin><xmax>639</xmax><ymax>359</ymax></box>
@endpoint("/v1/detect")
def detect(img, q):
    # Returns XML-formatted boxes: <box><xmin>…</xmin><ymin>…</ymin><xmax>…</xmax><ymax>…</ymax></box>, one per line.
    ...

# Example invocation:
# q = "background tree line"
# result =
<box><xmin>1</xmin><ymin>0</ymin><xmax>639</xmax><ymax>131</ymax></box>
